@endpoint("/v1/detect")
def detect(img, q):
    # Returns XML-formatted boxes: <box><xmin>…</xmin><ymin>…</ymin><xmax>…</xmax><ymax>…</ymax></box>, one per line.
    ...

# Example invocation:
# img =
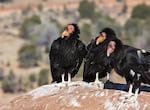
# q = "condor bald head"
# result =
<box><xmin>96</xmin><ymin>28</ymin><xmax>117</xmax><ymax>45</ymax></box>
<box><xmin>61</xmin><ymin>23</ymin><xmax>80</xmax><ymax>39</ymax></box>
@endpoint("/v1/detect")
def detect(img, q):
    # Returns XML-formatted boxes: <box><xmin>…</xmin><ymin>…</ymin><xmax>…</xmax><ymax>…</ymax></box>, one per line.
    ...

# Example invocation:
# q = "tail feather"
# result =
<box><xmin>141</xmin><ymin>50</ymin><xmax>150</xmax><ymax>65</ymax></box>
<box><xmin>141</xmin><ymin>71</ymin><xmax>150</xmax><ymax>85</ymax></box>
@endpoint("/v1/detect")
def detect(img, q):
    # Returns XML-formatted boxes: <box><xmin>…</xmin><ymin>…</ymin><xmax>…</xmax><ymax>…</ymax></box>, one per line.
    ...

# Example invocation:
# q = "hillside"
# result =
<box><xmin>0</xmin><ymin>81</ymin><xmax>149</xmax><ymax>110</ymax></box>
<box><xmin>1</xmin><ymin>0</ymin><xmax>150</xmax><ymax>24</ymax></box>
<box><xmin>0</xmin><ymin>0</ymin><xmax>150</xmax><ymax>108</ymax></box>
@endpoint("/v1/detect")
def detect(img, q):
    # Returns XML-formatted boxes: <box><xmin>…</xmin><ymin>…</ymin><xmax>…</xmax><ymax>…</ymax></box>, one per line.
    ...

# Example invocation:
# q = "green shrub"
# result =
<box><xmin>38</xmin><ymin>69</ymin><xmax>49</xmax><ymax>86</ymax></box>
<box><xmin>2</xmin><ymin>70</ymin><xmax>17</xmax><ymax>93</ymax></box>
<box><xmin>29</xmin><ymin>73</ymin><xmax>36</xmax><ymax>83</ymax></box>
<box><xmin>78</xmin><ymin>0</ymin><xmax>95</xmax><ymax>19</ymax></box>
<box><xmin>131</xmin><ymin>4</ymin><xmax>150</xmax><ymax>20</ymax></box>
<box><xmin>124</xmin><ymin>18</ymin><xmax>142</xmax><ymax>37</ymax></box>
<box><xmin>37</xmin><ymin>4</ymin><xmax>43</xmax><ymax>11</ymax></box>
<box><xmin>0</xmin><ymin>0</ymin><xmax>12</xmax><ymax>2</ymax></box>
<box><xmin>0</xmin><ymin>68</ymin><xmax>4</xmax><ymax>80</ymax></box>
<box><xmin>20</xmin><ymin>15</ymin><xmax>41</xmax><ymax>39</ymax></box>
<box><xmin>18</xmin><ymin>44</ymin><xmax>41</xmax><ymax>68</ymax></box>
<box><xmin>80</xmin><ymin>23</ymin><xmax>92</xmax><ymax>43</ymax></box>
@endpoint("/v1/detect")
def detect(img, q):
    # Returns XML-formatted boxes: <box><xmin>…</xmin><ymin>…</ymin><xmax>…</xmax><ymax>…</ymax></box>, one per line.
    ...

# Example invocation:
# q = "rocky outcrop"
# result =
<box><xmin>0</xmin><ymin>81</ymin><xmax>149</xmax><ymax>110</ymax></box>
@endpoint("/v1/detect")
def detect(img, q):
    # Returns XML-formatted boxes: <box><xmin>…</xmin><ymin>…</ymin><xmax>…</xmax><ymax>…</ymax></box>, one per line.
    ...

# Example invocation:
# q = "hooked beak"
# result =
<box><xmin>61</xmin><ymin>30</ymin><xmax>69</xmax><ymax>38</ymax></box>
<box><xmin>96</xmin><ymin>32</ymin><xmax>106</xmax><ymax>45</ymax></box>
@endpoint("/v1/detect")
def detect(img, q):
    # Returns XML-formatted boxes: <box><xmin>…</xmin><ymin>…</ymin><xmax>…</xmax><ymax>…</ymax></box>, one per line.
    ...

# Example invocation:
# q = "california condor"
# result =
<box><xmin>49</xmin><ymin>23</ymin><xmax>87</xmax><ymax>84</ymax></box>
<box><xmin>106</xmin><ymin>38</ymin><xmax>150</xmax><ymax>99</ymax></box>
<box><xmin>83</xmin><ymin>28</ymin><xmax>117</xmax><ymax>86</ymax></box>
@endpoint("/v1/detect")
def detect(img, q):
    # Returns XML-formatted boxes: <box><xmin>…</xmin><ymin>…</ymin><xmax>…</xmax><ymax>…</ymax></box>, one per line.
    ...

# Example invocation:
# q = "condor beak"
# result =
<box><xmin>61</xmin><ymin>30</ymin><xmax>69</xmax><ymax>38</ymax></box>
<box><xmin>96</xmin><ymin>32</ymin><xmax>106</xmax><ymax>45</ymax></box>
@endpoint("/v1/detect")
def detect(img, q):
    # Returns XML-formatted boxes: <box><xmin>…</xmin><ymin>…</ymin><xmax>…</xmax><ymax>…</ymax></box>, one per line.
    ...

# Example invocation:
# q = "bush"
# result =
<box><xmin>38</xmin><ymin>69</ymin><xmax>49</xmax><ymax>86</ymax></box>
<box><xmin>0</xmin><ymin>0</ymin><xmax>12</xmax><ymax>2</ymax></box>
<box><xmin>78</xmin><ymin>0</ymin><xmax>95</xmax><ymax>19</ymax></box>
<box><xmin>2</xmin><ymin>70</ymin><xmax>17</xmax><ymax>93</ymax></box>
<box><xmin>124</xmin><ymin>18</ymin><xmax>142</xmax><ymax>37</ymax></box>
<box><xmin>18</xmin><ymin>44</ymin><xmax>41</xmax><ymax>68</ymax></box>
<box><xmin>20</xmin><ymin>15</ymin><xmax>41</xmax><ymax>39</ymax></box>
<box><xmin>131</xmin><ymin>4</ymin><xmax>150</xmax><ymax>20</ymax></box>
<box><xmin>2</xmin><ymin>70</ymin><xmax>26</xmax><ymax>93</ymax></box>
<box><xmin>93</xmin><ymin>15</ymin><xmax>122</xmax><ymax>38</ymax></box>
<box><xmin>2</xmin><ymin>79</ymin><xmax>13</xmax><ymax>93</ymax></box>
<box><xmin>37</xmin><ymin>4</ymin><xmax>43</xmax><ymax>11</ymax></box>
<box><xmin>0</xmin><ymin>68</ymin><xmax>4</xmax><ymax>80</ymax></box>
<box><xmin>80</xmin><ymin>23</ymin><xmax>92</xmax><ymax>43</ymax></box>
<box><xmin>22</xmin><ymin>5</ymin><xmax>32</xmax><ymax>15</ymax></box>
<box><xmin>29</xmin><ymin>73</ymin><xmax>36</xmax><ymax>83</ymax></box>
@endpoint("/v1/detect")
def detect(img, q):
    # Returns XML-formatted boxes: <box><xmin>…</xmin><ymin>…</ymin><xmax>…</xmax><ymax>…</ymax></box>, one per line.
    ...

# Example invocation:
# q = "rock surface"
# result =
<box><xmin>0</xmin><ymin>81</ymin><xmax>150</xmax><ymax>110</ymax></box>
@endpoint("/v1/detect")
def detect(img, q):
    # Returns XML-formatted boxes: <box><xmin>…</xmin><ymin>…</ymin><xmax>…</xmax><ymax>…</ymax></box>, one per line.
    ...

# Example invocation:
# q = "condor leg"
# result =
<box><xmin>61</xmin><ymin>73</ymin><xmax>65</xmax><ymax>83</ymax></box>
<box><xmin>68</xmin><ymin>73</ymin><xmax>71</xmax><ymax>83</ymax></box>
<box><xmin>94</xmin><ymin>72</ymin><xmax>103</xmax><ymax>88</ymax></box>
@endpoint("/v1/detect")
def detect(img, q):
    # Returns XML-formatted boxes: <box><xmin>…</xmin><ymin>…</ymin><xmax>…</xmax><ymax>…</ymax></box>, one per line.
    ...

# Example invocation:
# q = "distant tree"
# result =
<box><xmin>20</xmin><ymin>15</ymin><xmax>41</xmax><ymax>39</ymax></box>
<box><xmin>18</xmin><ymin>44</ymin><xmax>41</xmax><ymax>68</ymax></box>
<box><xmin>80</xmin><ymin>23</ymin><xmax>92</xmax><ymax>43</ymax></box>
<box><xmin>2</xmin><ymin>70</ymin><xmax>17</xmax><ymax>93</ymax></box>
<box><xmin>131</xmin><ymin>4</ymin><xmax>150</xmax><ymax>20</ymax></box>
<box><xmin>37</xmin><ymin>4</ymin><xmax>43</xmax><ymax>12</ymax></box>
<box><xmin>22</xmin><ymin>5</ymin><xmax>32</xmax><ymax>15</ymax></box>
<box><xmin>0</xmin><ymin>0</ymin><xmax>12</xmax><ymax>2</ymax></box>
<box><xmin>0</xmin><ymin>68</ymin><xmax>4</xmax><ymax>80</ymax></box>
<box><xmin>29</xmin><ymin>73</ymin><xmax>36</xmax><ymax>83</ymax></box>
<box><xmin>94</xmin><ymin>15</ymin><xmax>122</xmax><ymax>37</ymax></box>
<box><xmin>38</xmin><ymin>69</ymin><xmax>49</xmax><ymax>86</ymax></box>
<box><xmin>28</xmin><ymin>73</ymin><xmax>37</xmax><ymax>89</ymax></box>
<box><xmin>78</xmin><ymin>0</ymin><xmax>95</xmax><ymax>19</ymax></box>
<box><xmin>124</xmin><ymin>18</ymin><xmax>142</xmax><ymax>36</ymax></box>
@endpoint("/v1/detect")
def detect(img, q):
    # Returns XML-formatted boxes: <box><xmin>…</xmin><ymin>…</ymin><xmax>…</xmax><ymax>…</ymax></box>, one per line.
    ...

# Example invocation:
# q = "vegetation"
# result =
<box><xmin>38</xmin><ymin>69</ymin><xmax>49</xmax><ymax>86</ymax></box>
<box><xmin>18</xmin><ymin>44</ymin><xmax>41</xmax><ymax>68</ymax></box>
<box><xmin>29</xmin><ymin>73</ymin><xmax>36</xmax><ymax>83</ymax></box>
<box><xmin>78</xmin><ymin>0</ymin><xmax>95</xmax><ymax>19</ymax></box>
<box><xmin>0</xmin><ymin>0</ymin><xmax>12</xmax><ymax>2</ymax></box>
<box><xmin>131</xmin><ymin>4</ymin><xmax>150</xmax><ymax>20</ymax></box>
<box><xmin>2</xmin><ymin>70</ymin><xmax>17</xmax><ymax>93</ymax></box>
<box><xmin>80</xmin><ymin>23</ymin><xmax>92</xmax><ymax>44</ymax></box>
<box><xmin>123</xmin><ymin>4</ymin><xmax>150</xmax><ymax>48</ymax></box>
<box><xmin>37</xmin><ymin>4</ymin><xmax>43</xmax><ymax>11</ymax></box>
<box><xmin>0</xmin><ymin>68</ymin><xmax>4</xmax><ymax>80</ymax></box>
<box><xmin>20</xmin><ymin>15</ymin><xmax>41</xmax><ymax>39</ymax></box>
<box><xmin>22</xmin><ymin>5</ymin><xmax>32</xmax><ymax>15</ymax></box>
<box><xmin>124</xmin><ymin>18</ymin><xmax>142</xmax><ymax>37</ymax></box>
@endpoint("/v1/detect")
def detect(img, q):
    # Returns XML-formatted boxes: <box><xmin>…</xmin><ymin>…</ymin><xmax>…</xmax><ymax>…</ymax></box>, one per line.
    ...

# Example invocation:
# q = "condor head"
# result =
<box><xmin>107</xmin><ymin>41</ymin><xmax>116</xmax><ymax>57</ymax></box>
<box><xmin>61</xmin><ymin>23</ymin><xmax>80</xmax><ymax>39</ymax></box>
<box><xmin>106</xmin><ymin>39</ymin><xmax>122</xmax><ymax>57</ymax></box>
<box><xmin>96</xmin><ymin>28</ymin><xmax>116</xmax><ymax>45</ymax></box>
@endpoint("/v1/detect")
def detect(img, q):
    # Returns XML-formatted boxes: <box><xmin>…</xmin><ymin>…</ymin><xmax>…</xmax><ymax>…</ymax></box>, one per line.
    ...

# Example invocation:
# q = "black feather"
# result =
<box><xmin>49</xmin><ymin>24</ymin><xmax>86</xmax><ymax>83</ymax></box>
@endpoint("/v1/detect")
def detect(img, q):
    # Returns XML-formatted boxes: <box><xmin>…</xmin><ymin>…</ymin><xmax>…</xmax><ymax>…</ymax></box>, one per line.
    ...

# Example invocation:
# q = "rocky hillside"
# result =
<box><xmin>1</xmin><ymin>0</ymin><xmax>150</xmax><ymax>24</ymax></box>
<box><xmin>0</xmin><ymin>81</ymin><xmax>149</xmax><ymax>110</ymax></box>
